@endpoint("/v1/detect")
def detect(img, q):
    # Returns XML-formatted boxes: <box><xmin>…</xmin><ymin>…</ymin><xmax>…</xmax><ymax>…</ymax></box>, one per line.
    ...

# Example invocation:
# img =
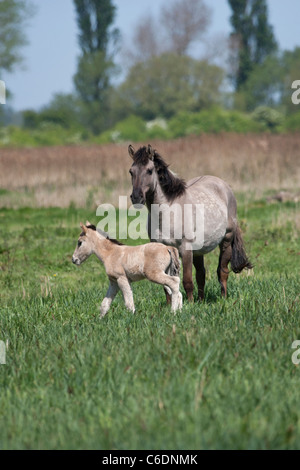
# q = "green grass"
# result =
<box><xmin>0</xmin><ymin>200</ymin><xmax>299</xmax><ymax>449</ymax></box>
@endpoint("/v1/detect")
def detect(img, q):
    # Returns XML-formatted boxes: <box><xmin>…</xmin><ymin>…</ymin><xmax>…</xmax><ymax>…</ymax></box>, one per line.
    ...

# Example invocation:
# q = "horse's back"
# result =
<box><xmin>183</xmin><ymin>175</ymin><xmax>237</xmax><ymax>254</ymax></box>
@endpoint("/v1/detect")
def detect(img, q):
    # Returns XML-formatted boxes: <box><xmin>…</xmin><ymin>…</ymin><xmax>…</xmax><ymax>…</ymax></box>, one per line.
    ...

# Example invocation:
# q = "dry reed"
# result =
<box><xmin>0</xmin><ymin>133</ymin><xmax>299</xmax><ymax>208</ymax></box>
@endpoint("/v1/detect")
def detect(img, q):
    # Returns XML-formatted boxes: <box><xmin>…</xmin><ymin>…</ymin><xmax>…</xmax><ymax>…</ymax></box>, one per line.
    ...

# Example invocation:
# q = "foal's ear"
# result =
<box><xmin>128</xmin><ymin>144</ymin><xmax>135</xmax><ymax>159</ymax></box>
<box><xmin>85</xmin><ymin>220</ymin><xmax>92</xmax><ymax>227</ymax></box>
<box><xmin>80</xmin><ymin>222</ymin><xmax>87</xmax><ymax>233</ymax></box>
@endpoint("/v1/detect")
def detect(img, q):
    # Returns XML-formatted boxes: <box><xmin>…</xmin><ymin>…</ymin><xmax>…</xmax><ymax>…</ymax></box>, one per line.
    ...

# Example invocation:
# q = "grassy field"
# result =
<box><xmin>0</xmin><ymin>135</ymin><xmax>300</xmax><ymax>449</ymax></box>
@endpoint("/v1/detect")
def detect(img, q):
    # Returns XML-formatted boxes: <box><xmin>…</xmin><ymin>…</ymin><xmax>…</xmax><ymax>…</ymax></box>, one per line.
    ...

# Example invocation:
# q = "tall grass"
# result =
<box><xmin>0</xmin><ymin>133</ymin><xmax>299</xmax><ymax>207</ymax></box>
<box><xmin>0</xmin><ymin>202</ymin><xmax>299</xmax><ymax>449</ymax></box>
<box><xmin>0</xmin><ymin>134</ymin><xmax>299</xmax><ymax>449</ymax></box>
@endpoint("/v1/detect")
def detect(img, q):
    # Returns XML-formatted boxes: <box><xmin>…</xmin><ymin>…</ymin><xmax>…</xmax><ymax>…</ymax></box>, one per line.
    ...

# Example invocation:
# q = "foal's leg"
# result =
<box><xmin>100</xmin><ymin>281</ymin><xmax>119</xmax><ymax>318</ymax></box>
<box><xmin>147</xmin><ymin>271</ymin><xmax>181</xmax><ymax>312</ymax></box>
<box><xmin>117</xmin><ymin>276</ymin><xmax>135</xmax><ymax>313</ymax></box>
<box><xmin>193</xmin><ymin>255</ymin><xmax>205</xmax><ymax>301</ymax></box>
<box><xmin>217</xmin><ymin>235</ymin><xmax>233</xmax><ymax>298</ymax></box>
<box><xmin>181</xmin><ymin>250</ymin><xmax>194</xmax><ymax>302</ymax></box>
<box><xmin>164</xmin><ymin>287</ymin><xmax>172</xmax><ymax>305</ymax></box>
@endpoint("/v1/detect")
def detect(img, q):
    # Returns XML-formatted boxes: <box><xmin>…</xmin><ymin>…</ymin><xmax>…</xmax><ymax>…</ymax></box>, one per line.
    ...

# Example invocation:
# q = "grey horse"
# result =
<box><xmin>128</xmin><ymin>144</ymin><xmax>252</xmax><ymax>302</ymax></box>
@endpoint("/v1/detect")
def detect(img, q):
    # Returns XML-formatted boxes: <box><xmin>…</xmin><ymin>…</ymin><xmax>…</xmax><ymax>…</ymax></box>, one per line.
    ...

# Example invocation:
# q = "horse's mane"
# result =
<box><xmin>133</xmin><ymin>146</ymin><xmax>186</xmax><ymax>201</ymax></box>
<box><xmin>86</xmin><ymin>224</ymin><xmax>124</xmax><ymax>246</ymax></box>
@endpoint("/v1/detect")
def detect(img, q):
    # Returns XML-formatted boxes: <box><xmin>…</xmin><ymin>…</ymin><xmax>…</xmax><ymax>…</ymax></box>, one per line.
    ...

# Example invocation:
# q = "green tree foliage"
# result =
<box><xmin>239</xmin><ymin>54</ymin><xmax>283</xmax><ymax>110</ymax></box>
<box><xmin>113</xmin><ymin>54</ymin><xmax>225</xmax><ymax>121</ymax></box>
<box><xmin>228</xmin><ymin>0</ymin><xmax>277</xmax><ymax>91</ymax></box>
<box><xmin>23</xmin><ymin>93</ymin><xmax>83</xmax><ymax>130</ymax></box>
<box><xmin>279</xmin><ymin>47</ymin><xmax>300</xmax><ymax>114</ymax></box>
<box><xmin>73</xmin><ymin>0</ymin><xmax>120</xmax><ymax>134</ymax></box>
<box><xmin>0</xmin><ymin>0</ymin><xmax>34</xmax><ymax>74</ymax></box>
<box><xmin>236</xmin><ymin>46</ymin><xmax>300</xmax><ymax>112</ymax></box>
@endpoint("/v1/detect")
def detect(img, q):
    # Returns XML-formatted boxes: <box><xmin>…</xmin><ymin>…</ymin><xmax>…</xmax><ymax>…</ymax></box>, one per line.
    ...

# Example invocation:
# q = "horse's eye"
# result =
<box><xmin>147</xmin><ymin>169</ymin><xmax>153</xmax><ymax>175</ymax></box>
<box><xmin>129</xmin><ymin>169</ymin><xmax>133</xmax><ymax>176</ymax></box>
<box><xmin>78</xmin><ymin>241</ymin><xmax>82</xmax><ymax>247</ymax></box>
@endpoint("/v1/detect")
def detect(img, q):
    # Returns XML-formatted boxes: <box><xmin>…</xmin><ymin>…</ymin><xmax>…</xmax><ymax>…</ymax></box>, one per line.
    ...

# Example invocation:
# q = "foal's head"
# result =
<box><xmin>128</xmin><ymin>144</ymin><xmax>186</xmax><ymax>205</ymax></box>
<box><xmin>72</xmin><ymin>221</ymin><xmax>103</xmax><ymax>266</ymax></box>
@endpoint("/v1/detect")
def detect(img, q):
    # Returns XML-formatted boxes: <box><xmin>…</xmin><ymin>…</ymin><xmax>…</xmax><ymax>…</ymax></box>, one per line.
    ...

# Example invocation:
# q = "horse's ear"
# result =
<box><xmin>85</xmin><ymin>220</ymin><xmax>92</xmax><ymax>227</ymax></box>
<box><xmin>80</xmin><ymin>222</ymin><xmax>87</xmax><ymax>233</ymax></box>
<box><xmin>128</xmin><ymin>144</ymin><xmax>135</xmax><ymax>159</ymax></box>
<box><xmin>147</xmin><ymin>144</ymin><xmax>155</xmax><ymax>161</ymax></box>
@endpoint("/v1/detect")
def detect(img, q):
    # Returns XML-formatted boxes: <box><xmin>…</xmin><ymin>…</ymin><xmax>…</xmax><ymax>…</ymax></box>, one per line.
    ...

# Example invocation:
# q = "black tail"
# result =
<box><xmin>167</xmin><ymin>247</ymin><xmax>180</xmax><ymax>277</ymax></box>
<box><xmin>231</xmin><ymin>225</ymin><xmax>253</xmax><ymax>274</ymax></box>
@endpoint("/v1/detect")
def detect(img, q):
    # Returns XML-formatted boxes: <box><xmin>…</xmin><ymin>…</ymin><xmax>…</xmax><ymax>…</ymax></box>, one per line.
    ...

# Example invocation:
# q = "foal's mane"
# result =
<box><xmin>133</xmin><ymin>146</ymin><xmax>186</xmax><ymax>201</ymax></box>
<box><xmin>85</xmin><ymin>224</ymin><xmax>124</xmax><ymax>246</ymax></box>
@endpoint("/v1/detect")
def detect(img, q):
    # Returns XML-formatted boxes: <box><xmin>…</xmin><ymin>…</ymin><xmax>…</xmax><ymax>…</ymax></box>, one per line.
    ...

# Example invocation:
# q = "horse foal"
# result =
<box><xmin>72</xmin><ymin>222</ymin><xmax>182</xmax><ymax>317</ymax></box>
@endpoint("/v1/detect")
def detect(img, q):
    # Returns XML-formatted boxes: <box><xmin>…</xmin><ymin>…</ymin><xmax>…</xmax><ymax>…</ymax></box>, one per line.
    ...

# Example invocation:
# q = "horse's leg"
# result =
<box><xmin>193</xmin><ymin>255</ymin><xmax>205</xmax><ymax>301</ymax></box>
<box><xmin>146</xmin><ymin>271</ymin><xmax>181</xmax><ymax>312</ymax></box>
<box><xmin>164</xmin><ymin>287</ymin><xmax>172</xmax><ymax>305</ymax></box>
<box><xmin>100</xmin><ymin>281</ymin><xmax>119</xmax><ymax>318</ymax></box>
<box><xmin>181</xmin><ymin>250</ymin><xmax>194</xmax><ymax>302</ymax></box>
<box><xmin>117</xmin><ymin>276</ymin><xmax>135</xmax><ymax>312</ymax></box>
<box><xmin>217</xmin><ymin>235</ymin><xmax>232</xmax><ymax>298</ymax></box>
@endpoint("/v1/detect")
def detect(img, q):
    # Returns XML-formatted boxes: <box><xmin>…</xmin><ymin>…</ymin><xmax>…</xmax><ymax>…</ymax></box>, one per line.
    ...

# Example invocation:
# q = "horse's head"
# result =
<box><xmin>128</xmin><ymin>144</ymin><xmax>186</xmax><ymax>205</ymax></box>
<box><xmin>128</xmin><ymin>144</ymin><xmax>157</xmax><ymax>205</ymax></box>
<box><xmin>72</xmin><ymin>221</ymin><xmax>96</xmax><ymax>266</ymax></box>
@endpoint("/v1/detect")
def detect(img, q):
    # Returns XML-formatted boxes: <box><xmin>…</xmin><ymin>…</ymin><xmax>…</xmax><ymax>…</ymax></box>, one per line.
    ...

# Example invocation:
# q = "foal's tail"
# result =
<box><xmin>231</xmin><ymin>225</ymin><xmax>253</xmax><ymax>274</ymax></box>
<box><xmin>167</xmin><ymin>247</ymin><xmax>181</xmax><ymax>277</ymax></box>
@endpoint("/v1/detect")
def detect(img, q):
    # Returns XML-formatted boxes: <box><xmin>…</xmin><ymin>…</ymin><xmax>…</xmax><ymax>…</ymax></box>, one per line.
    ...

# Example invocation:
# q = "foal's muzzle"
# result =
<box><xmin>72</xmin><ymin>256</ymin><xmax>80</xmax><ymax>266</ymax></box>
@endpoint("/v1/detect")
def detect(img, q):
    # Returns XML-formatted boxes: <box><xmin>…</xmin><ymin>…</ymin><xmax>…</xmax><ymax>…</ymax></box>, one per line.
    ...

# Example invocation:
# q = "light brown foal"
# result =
<box><xmin>72</xmin><ymin>222</ymin><xmax>182</xmax><ymax>317</ymax></box>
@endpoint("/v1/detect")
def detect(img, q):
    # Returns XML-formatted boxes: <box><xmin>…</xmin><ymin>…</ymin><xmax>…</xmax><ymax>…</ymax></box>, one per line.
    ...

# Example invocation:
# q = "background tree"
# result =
<box><xmin>161</xmin><ymin>0</ymin><xmax>212</xmax><ymax>56</ymax></box>
<box><xmin>73</xmin><ymin>0</ymin><xmax>120</xmax><ymax>134</ymax></box>
<box><xmin>113</xmin><ymin>53</ymin><xmax>224</xmax><ymax>121</ymax></box>
<box><xmin>23</xmin><ymin>93</ymin><xmax>84</xmax><ymax>130</ymax></box>
<box><xmin>125</xmin><ymin>0</ymin><xmax>212</xmax><ymax>66</ymax></box>
<box><xmin>228</xmin><ymin>0</ymin><xmax>277</xmax><ymax>92</ymax></box>
<box><xmin>0</xmin><ymin>0</ymin><xmax>34</xmax><ymax>75</ymax></box>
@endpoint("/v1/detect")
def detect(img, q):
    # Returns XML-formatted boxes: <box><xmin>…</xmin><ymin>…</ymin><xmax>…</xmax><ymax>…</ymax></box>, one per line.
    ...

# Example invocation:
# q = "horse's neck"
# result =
<box><xmin>146</xmin><ymin>179</ymin><xmax>168</xmax><ymax>210</ymax></box>
<box><xmin>93</xmin><ymin>237</ymin><xmax>114</xmax><ymax>263</ymax></box>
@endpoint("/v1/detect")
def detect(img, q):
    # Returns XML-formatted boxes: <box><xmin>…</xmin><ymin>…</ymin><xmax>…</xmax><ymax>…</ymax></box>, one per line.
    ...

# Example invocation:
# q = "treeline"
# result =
<box><xmin>0</xmin><ymin>0</ymin><xmax>300</xmax><ymax>147</ymax></box>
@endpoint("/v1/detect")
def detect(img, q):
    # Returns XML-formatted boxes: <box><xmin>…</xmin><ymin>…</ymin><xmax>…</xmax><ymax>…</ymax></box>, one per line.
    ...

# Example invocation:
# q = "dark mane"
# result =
<box><xmin>153</xmin><ymin>152</ymin><xmax>186</xmax><ymax>201</ymax></box>
<box><xmin>133</xmin><ymin>146</ymin><xmax>186</xmax><ymax>202</ymax></box>
<box><xmin>132</xmin><ymin>146</ymin><xmax>151</xmax><ymax>166</ymax></box>
<box><xmin>86</xmin><ymin>224</ymin><xmax>124</xmax><ymax>245</ymax></box>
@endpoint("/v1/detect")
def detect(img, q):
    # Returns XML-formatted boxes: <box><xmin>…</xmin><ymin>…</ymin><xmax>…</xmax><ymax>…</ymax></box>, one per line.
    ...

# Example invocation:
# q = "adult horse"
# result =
<box><xmin>128</xmin><ymin>144</ymin><xmax>252</xmax><ymax>302</ymax></box>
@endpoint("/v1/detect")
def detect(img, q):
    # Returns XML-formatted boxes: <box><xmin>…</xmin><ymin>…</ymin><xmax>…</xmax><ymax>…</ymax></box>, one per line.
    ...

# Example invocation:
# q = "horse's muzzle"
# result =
<box><xmin>72</xmin><ymin>256</ymin><xmax>80</xmax><ymax>266</ymax></box>
<box><xmin>130</xmin><ymin>192</ymin><xmax>145</xmax><ymax>205</ymax></box>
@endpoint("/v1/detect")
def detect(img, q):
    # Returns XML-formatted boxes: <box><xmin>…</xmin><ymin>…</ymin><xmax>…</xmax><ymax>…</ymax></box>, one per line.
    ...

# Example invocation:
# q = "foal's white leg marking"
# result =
<box><xmin>177</xmin><ymin>291</ymin><xmax>183</xmax><ymax>310</ymax></box>
<box><xmin>149</xmin><ymin>272</ymin><xmax>181</xmax><ymax>313</ymax></box>
<box><xmin>117</xmin><ymin>276</ymin><xmax>135</xmax><ymax>313</ymax></box>
<box><xmin>164</xmin><ymin>285</ymin><xmax>172</xmax><ymax>295</ymax></box>
<box><xmin>168</xmin><ymin>276</ymin><xmax>181</xmax><ymax>313</ymax></box>
<box><xmin>100</xmin><ymin>281</ymin><xmax>119</xmax><ymax>318</ymax></box>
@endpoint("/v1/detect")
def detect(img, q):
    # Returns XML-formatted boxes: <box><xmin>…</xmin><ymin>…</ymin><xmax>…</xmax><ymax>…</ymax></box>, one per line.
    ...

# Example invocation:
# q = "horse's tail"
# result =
<box><xmin>231</xmin><ymin>225</ymin><xmax>253</xmax><ymax>274</ymax></box>
<box><xmin>167</xmin><ymin>247</ymin><xmax>180</xmax><ymax>277</ymax></box>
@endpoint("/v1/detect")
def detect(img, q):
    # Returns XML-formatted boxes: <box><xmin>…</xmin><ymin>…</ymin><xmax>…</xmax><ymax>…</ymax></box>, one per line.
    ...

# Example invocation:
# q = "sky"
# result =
<box><xmin>2</xmin><ymin>0</ymin><xmax>300</xmax><ymax>111</ymax></box>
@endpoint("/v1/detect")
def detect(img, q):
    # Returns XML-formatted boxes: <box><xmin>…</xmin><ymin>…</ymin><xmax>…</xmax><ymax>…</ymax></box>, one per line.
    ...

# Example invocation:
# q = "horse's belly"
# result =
<box><xmin>183</xmin><ymin>200</ymin><xmax>228</xmax><ymax>254</ymax></box>
<box><xmin>199</xmin><ymin>225</ymin><xmax>227</xmax><ymax>254</ymax></box>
